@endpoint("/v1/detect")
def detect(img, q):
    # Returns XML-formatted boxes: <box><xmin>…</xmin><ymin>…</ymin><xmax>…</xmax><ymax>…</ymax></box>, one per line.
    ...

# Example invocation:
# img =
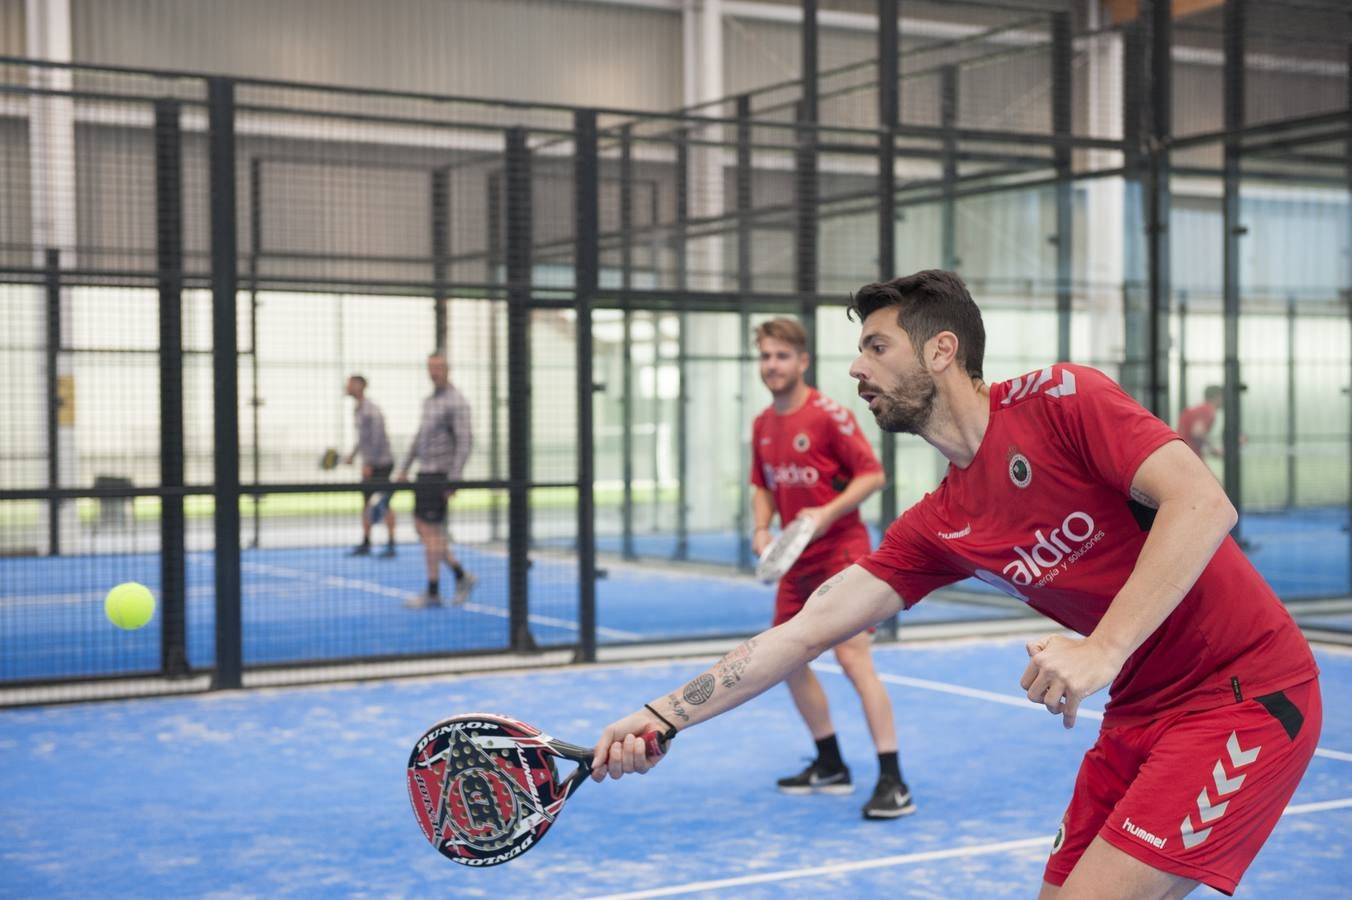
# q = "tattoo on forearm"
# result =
<box><xmin>815</xmin><ymin>571</ymin><xmax>846</xmax><ymax>597</ymax></box>
<box><xmin>1130</xmin><ymin>486</ymin><xmax>1159</xmax><ymax>509</ymax></box>
<box><xmin>716</xmin><ymin>637</ymin><xmax>757</xmax><ymax>689</ymax></box>
<box><xmin>666</xmin><ymin>692</ymin><xmax>691</xmax><ymax>722</ymax></box>
<box><xmin>682</xmin><ymin>673</ymin><xmax>716</xmax><ymax>705</ymax></box>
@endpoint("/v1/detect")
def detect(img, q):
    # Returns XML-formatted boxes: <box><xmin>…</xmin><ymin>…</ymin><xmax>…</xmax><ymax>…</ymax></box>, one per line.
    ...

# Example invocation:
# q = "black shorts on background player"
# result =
<box><xmin>414</xmin><ymin>472</ymin><xmax>449</xmax><ymax>523</ymax></box>
<box><xmin>362</xmin><ymin>463</ymin><xmax>394</xmax><ymax>503</ymax></box>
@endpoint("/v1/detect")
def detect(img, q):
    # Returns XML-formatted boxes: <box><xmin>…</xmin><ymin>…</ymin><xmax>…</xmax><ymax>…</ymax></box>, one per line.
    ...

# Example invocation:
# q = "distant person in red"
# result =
<box><xmin>749</xmin><ymin>317</ymin><xmax>910</xmax><ymax>820</ymax></box>
<box><xmin>592</xmin><ymin>271</ymin><xmax>1320</xmax><ymax>899</ymax></box>
<box><xmin>1178</xmin><ymin>385</ymin><xmax>1223</xmax><ymax>457</ymax></box>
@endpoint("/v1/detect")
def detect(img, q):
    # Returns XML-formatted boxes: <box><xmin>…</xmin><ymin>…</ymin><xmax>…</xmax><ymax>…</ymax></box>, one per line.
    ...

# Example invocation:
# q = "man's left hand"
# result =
<box><xmin>1018</xmin><ymin>635</ymin><xmax>1123</xmax><ymax>729</ymax></box>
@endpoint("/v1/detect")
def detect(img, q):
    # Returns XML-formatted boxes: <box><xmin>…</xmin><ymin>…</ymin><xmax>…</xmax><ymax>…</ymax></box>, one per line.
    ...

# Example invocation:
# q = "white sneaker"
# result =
<box><xmin>451</xmin><ymin>573</ymin><xmax>478</xmax><ymax>607</ymax></box>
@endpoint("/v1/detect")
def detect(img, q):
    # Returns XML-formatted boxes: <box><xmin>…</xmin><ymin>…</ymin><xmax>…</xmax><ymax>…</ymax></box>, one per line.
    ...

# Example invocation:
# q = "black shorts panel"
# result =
<box><xmin>414</xmin><ymin>472</ymin><xmax>449</xmax><ymax>523</ymax></box>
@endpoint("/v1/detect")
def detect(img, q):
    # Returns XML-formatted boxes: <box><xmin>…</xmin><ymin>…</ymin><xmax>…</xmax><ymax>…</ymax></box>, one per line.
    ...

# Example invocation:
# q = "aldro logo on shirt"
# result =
<box><xmin>763</xmin><ymin>463</ymin><xmax>820</xmax><ymax>489</ymax></box>
<box><xmin>1002</xmin><ymin>510</ymin><xmax>1106</xmax><ymax>590</ymax></box>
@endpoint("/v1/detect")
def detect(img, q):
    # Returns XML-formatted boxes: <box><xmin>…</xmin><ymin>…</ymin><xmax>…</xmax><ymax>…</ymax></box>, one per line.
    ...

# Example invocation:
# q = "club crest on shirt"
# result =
<box><xmin>793</xmin><ymin>433</ymin><xmax>811</xmax><ymax>452</ymax></box>
<box><xmin>1008</xmin><ymin>448</ymin><xmax>1032</xmax><ymax>489</ymax></box>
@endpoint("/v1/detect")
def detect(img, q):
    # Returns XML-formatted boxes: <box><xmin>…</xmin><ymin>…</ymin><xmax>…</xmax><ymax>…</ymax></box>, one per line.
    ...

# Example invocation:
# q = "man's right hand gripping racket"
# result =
<box><xmin>755</xmin><ymin>513</ymin><xmax>817</xmax><ymax>583</ymax></box>
<box><xmin>407</xmin><ymin>712</ymin><xmax>666</xmax><ymax>866</ymax></box>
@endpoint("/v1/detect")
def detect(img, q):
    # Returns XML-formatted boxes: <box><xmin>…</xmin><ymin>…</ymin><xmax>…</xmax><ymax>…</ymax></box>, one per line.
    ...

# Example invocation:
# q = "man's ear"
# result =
<box><xmin>926</xmin><ymin>331</ymin><xmax>959</xmax><ymax>373</ymax></box>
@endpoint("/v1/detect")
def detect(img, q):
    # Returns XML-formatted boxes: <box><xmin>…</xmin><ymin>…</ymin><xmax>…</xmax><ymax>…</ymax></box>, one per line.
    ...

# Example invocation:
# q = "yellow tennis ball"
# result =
<box><xmin>105</xmin><ymin>582</ymin><xmax>156</xmax><ymax>630</ymax></box>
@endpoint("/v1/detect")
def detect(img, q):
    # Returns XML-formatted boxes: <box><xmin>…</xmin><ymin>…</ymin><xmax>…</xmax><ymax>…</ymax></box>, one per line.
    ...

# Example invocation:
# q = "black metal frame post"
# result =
<box><xmin>486</xmin><ymin>172</ymin><xmax>504</xmax><ymax>542</ymax></box>
<box><xmin>1177</xmin><ymin>290</ymin><xmax>1189</xmax><ymax>418</ymax></box>
<box><xmin>1286</xmin><ymin>296</ymin><xmax>1297</xmax><ymax>509</ymax></box>
<box><xmin>1145</xmin><ymin>0</ymin><xmax>1173</xmax><ymax>418</ymax></box>
<box><xmin>1052</xmin><ymin>11</ymin><xmax>1073</xmax><ymax>362</ymax></box>
<box><xmin>1121</xmin><ymin>19</ymin><xmax>1147</xmax><ymax>400</ymax></box>
<box><xmin>575</xmin><ymin>110</ymin><xmax>599</xmax><ymax>663</ymax></box>
<box><xmin>876</xmin><ymin>0</ymin><xmax>897</xmax><ymax>532</ymax></box>
<box><xmin>674</xmin><ymin>131</ymin><xmax>689</xmax><ymax>560</ymax></box>
<box><xmin>620</xmin><ymin>125</ymin><xmax>636</xmax><ymax>560</ymax></box>
<box><xmin>1221</xmin><ymin>0</ymin><xmax>1245</xmax><ymax>528</ymax></box>
<box><xmin>43</xmin><ymin>249</ymin><xmax>61</xmax><ymax>557</ymax></box>
<box><xmin>247</xmin><ymin>157</ymin><xmax>262</xmax><ymax>549</ymax></box>
<box><xmin>878</xmin><ymin>0</ymin><xmax>900</xmax><ymax>638</ymax></box>
<box><xmin>941</xmin><ymin>65</ymin><xmax>959</xmax><ymax>271</ymax></box>
<box><xmin>1346</xmin><ymin>41</ymin><xmax>1351</xmax><ymax>592</ymax></box>
<box><xmin>432</xmin><ymin>167</ymin><xmax>450</xmax><ymax>350</ymax></box>
<box><xmin>505</xmin><ymin>127</ymin><xmax>536</xmax><ymax>651</ymax></box>
<box><xmin>737</xmin><ymin>94</ymin><xmax>754</xmax><ymax>572</ymax></box>
<box><xmin>798</xmin><ymin>0</ymin><xmax>819</xmax><ymax>373</ymax></box>
<box><xmin>155</xmin><ymin>98</ymin><xmax>189</xmax><ymax>677</ymax></box>
<box><xmin>208</xmin><ymin>78</ymin><xmax>242</xmax><ymax>689</ymax></box>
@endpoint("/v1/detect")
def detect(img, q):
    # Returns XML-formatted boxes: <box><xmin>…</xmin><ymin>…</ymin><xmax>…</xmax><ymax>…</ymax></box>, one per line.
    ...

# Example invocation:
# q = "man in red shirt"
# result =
<box><xmin>749</xmin><ymin>317</ymin><xmax>910</xmax><ymax>819</ymax></box>
<box><xmin>1178</xmin><ymin>385</ymin><xmax>1223</xmax><ymax>457</ymax></box>
<box><xmin>591</xmin><ymin>271</ymin><xmax>1320</xmax><ymax>899</ymax></box>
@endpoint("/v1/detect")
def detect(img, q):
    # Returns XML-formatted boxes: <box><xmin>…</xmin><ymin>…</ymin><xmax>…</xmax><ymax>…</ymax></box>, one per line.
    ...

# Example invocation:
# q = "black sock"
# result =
<box><xmin>878</xmin><ymin>751</ymin><xmax>902</xmax><ymax>782</ymax></box>
<box><xmin>814</xmin><ymin>734</ymin><xmax>844</xmax><ymax>771</ymax></box>
<box><xmin>359</xmin><ymin>537</ymin><xmax>370</xmax><ymax>547</ymax></box>
<box><xmin>428</xmin><ymin>579</ymin><xmax>439</xmax><ymax>596</ymax></box>
<box><xmin>449</xmin><ymin>563</ymin><xmax>466</xmax><ymax>581</ymax></box>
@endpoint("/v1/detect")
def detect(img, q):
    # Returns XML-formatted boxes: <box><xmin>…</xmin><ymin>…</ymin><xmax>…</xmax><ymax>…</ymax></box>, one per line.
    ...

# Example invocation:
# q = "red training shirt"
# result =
<box><xmin>1178</xmin><ymin>402</ymin><xmax>1217</xmax><ymax>456</ymax></box>
<box><xmin>750</xmin><ymin>388</ymin><xmax>882</xmax><ymax>564</ymax></box>
<box><xmin>858</xmin><ymin>364</ymin><xmax>1317</xmax><ymax>726</ymax></box>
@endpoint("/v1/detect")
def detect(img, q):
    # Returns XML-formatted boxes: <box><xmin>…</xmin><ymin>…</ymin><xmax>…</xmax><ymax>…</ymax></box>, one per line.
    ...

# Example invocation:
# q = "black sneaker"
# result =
<box><xmin>377</xmin><ymin>544</ymin><xmax>397</xmax><ymax>559</ymax></box>
<box><xmin>862</xmin><ymin>776</ymin><xmax>916</xmax><ymax>819</ymax></box>
<box><xmin>776</xmin><ymin>760</ymin><xmax>853</xmax><ymax>796</ymax></box>
<box><xmin>348</xmin><ymin>544</ymin><xmax>371</xmax><ymax>557</ymax></box>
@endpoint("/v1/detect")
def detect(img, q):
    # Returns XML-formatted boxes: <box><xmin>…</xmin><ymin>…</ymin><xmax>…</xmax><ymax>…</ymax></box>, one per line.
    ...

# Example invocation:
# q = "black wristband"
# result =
<box><xmin>643</xmin><ymin>703</ymin><xmax>679</xmax><ymax>744</ymax></box>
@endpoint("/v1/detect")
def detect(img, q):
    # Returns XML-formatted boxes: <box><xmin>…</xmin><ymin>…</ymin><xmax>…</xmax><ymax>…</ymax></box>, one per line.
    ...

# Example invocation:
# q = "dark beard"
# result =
<box><xmin>871</xmin><ymin>370</ymin><xmax>937</xmax><ymax>434</ymax></box>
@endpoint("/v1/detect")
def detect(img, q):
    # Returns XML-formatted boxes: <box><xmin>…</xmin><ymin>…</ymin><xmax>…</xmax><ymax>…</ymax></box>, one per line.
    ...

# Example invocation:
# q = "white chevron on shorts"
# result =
<box><xmin>1180</xmin><ymin>731</ymin><xmax>1261</xmax><ymax>850</ymax></box>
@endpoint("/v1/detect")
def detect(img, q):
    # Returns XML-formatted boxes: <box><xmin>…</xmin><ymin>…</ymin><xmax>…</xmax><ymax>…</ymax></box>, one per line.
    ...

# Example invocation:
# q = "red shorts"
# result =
<box><xmin>772</xmin><ymin>534</ymin><xmax>872</xmax><ymax>627</ymax></box>
<box><xmin>1044</xmin><ymin>677</ymin><xmax>1321</xmax><ymax>896</ymax></box>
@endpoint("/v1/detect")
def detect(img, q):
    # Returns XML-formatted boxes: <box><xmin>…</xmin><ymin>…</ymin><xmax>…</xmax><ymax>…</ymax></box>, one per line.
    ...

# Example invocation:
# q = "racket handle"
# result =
<box><xmin>642</xmin><ymin>730</ymin><xmax>668</xmax><ymax>760</ymax></box>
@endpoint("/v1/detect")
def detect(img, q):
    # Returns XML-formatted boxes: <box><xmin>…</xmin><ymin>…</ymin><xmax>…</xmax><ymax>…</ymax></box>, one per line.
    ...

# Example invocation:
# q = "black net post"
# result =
<box><xmin>155</xmin><ymin>98</ymin><xmax>189</xmax><ymax>677</ymax></box>
<box><xmin>878</xmin><ymin>0</ymin><xmax>900</xmax><ymax>639</ymax></box>
<box><xmin>575</xmin><ymin>109</ymin><xmax>599</xmax><ymax>663</ymax></box>
<box><xmin>1222</xmin><ymin>0</ymin><xmax>1246</xmax><ymax>528</ymax></box>
<box><xmin>1052</xmin><ymin>11</ymin><xmax>1073</xmax><ymax>362</ymax></box>
<box><xmin>1121</xmin><ymin>19</ymin><xmax>1148</xmax><ymax>401</ymax></box>
<box><xmin>619</xmin><ymin>125</ymin><xmax>636</xmax><ymax>561</ymax></box>
<box><xmin>208</xmin><ymin>77</ymin><xmax>242</xmax><ymax>689</ymax></box>
<box><xmin>247</xmin><ymin>157</ymin><xmax>262</xmax><ymax>549</ymax></box>
<box><xmin>878</xmin><ymin>0</ymin><xmax>898</xmax><ymax>533</ymax></box>
<box><xmin>674</xmin><ymin>131</ymin><xmax>689</xmax><ymax>561</ymax></box>
<box><xmin>43</xmin><ymin>249</ymin><xmax>61</xmax><ymax>557</ymax></box>
<box><xmin>432</xmin><ymin>167</ymin><xmax>450</xmax><ymax>351</ymax></box>
<box><xmin>736</xmin><ymin>94</ymin><xmax>754</xmax><ymax>572</ymax></box>
<box><xmin>1144</xmin><ymin>0</ymin><xmax>1173</xmax><ymax>419</ymax></box>
<box><xmin>940</xmin><ymin>65</ymin><xmax>959</xmax><ymax>271</ymax></box>
<box><xmin>486</xmin><ymin>172</ymin><xmax>504</xmax><ymax>543</ymax></box>
<box><xmin>505</xmin><ymin>127</ymin><xmax>536</xmax><ymax>652</ymax></box>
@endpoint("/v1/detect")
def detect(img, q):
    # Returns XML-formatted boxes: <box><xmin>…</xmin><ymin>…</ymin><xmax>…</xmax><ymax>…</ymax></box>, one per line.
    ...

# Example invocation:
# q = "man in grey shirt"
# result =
<box><xmin>397</xmin><ymin>352</ymin><xmax>476</xmax><ymax>608</ymax></box>
<box><xmin>344</xmin><ymin>374</ymin><xmax>396</xmax><ymax>557</ymax></box>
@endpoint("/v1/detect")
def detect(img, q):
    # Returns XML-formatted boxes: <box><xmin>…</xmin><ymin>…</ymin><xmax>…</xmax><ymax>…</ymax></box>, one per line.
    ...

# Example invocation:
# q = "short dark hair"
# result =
<box><xmin>754</xmin><ymin>317</ymin><xmax>808</xmax><ymax>354</ymax></box>
<box><xmin>847</xmin><ymin>270</ymin><xmax>986</xmax><ymax>380</ymax></box>
<box><xmin>349</xmin><ymin>374</ymin><xmax>367</xmax><ymax>388</ymax></box>
<box><xmin>1203</xmin><ymin>384</ymin><xmax>1223</xmax><ymax>402</ymax></box>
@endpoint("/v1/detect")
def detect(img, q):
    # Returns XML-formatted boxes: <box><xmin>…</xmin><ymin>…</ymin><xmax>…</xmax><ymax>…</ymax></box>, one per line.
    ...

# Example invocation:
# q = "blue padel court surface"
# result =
<box><xmin>1</xmin><ymin>640</ymin><xmax>1349</xmax><ymax>898</ymax></box>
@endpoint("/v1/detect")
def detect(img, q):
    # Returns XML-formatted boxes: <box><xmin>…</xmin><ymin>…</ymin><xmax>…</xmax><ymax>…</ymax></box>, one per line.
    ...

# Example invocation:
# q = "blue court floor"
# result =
<box><xmin>2</xmin><ymin>639</ymin><xmax>1348</xmax><ymax>898</ymax></box>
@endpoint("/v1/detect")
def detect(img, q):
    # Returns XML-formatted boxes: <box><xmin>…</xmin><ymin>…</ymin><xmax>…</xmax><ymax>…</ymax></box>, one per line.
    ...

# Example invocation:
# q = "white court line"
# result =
<box><xmin>241</xmin><ymin>561</ymin><xmax>644</xmax><ymax>641</ymax></box>
<box><xmin>814</xmin><ymin>662</ymin><xmax>1352</xmax><ymax>763</ymax></box>
<box><xmin>587</xmin><ymin>797</ymin><xmax>1352</xmax><ymax>900</ymax></box>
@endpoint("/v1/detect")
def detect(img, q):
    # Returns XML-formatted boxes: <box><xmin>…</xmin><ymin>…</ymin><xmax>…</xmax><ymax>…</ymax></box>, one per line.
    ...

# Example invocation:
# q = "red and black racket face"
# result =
<box><xmin>407</xmin><ymin>713</ymin><xmax>590</xmax><ymax>867</ymax></box>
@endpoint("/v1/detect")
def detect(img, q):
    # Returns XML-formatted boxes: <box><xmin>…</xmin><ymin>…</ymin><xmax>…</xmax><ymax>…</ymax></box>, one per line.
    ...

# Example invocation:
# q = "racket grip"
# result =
<box><xmin>642</xmin><ymin>730</ymin><xmax>668</xmax><ymax>760</ymax></box>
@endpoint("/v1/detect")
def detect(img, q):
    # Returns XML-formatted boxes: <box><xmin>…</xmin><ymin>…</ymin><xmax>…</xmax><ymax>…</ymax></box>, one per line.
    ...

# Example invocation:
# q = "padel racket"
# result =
<box><xmin>407</xmin><ymin>712</ymin><xmax>665</xmax><ymax>866</ymax></box>
<box><xmin>319</xmin><ymin>447</ymin><xmax>340</xmax><ymax>470</ymax></box>
<box><xmin>755</xmin><ymin>513</ymin><xmax>817</xmax><ymax>583</ymax></box>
